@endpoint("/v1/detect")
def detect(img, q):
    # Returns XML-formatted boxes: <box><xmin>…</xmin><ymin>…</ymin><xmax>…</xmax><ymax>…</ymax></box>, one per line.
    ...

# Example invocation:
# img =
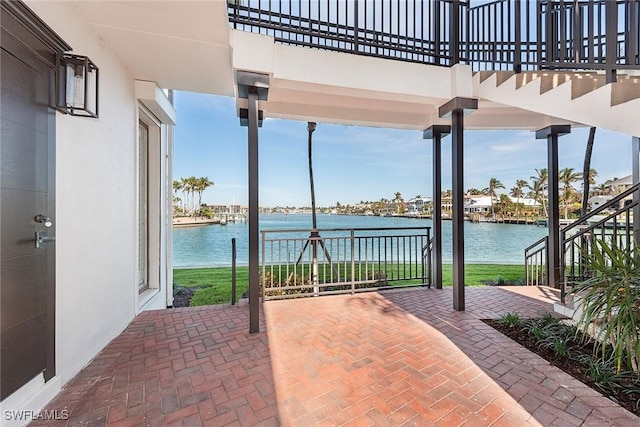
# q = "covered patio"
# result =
<box><xmin>32</xmin><ymin>287</ymin><xmax>637</xmax><ymax>426</ymax></box>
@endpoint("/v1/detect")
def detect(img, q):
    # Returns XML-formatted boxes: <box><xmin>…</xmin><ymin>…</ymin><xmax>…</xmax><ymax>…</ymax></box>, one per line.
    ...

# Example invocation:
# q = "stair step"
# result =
<box><xmin>570</xmin><ymin>74</ymin><xmax>607</xmax><ymax>99</ymax></box>
<box><xmin>539</xmin><ymin>73</ymin><xmax>572</xmax><ymax>94</ymax></box>
<box><xmin>495</xmin><ymin>71</ymin><xmax>515</xmax><ymax>86</ymax></box>
<box><xmin>478</xmin><ymin>71</ymin><xmax>496</xmax><ymax>83</ymax></box>
<box><xmin>611</xmin><ymin>76</ymin><xmax>640</xmax><ymax>106</ymax></box>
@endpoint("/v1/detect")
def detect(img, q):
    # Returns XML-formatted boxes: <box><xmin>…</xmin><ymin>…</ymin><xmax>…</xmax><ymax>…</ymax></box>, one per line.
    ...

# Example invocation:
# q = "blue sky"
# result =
<box><xmin>173</xmin><ymin>91</ymin><xmax>632</xmax><ymax>207</ymax></box>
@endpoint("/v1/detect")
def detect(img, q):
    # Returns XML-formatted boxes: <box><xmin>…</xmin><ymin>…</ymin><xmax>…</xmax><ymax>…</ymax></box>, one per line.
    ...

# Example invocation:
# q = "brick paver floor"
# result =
<box><xmin>32</xmin><ymin>287</ymin><xmax>639</xmax><ymax>426</ymax></box>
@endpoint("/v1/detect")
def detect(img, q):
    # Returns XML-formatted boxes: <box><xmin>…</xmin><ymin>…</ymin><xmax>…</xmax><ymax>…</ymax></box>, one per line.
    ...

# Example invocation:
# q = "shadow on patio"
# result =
<box><xmin>33</xmin><ymin>287</ymin><xmax>638</xmax><ymax>426</ymax></box>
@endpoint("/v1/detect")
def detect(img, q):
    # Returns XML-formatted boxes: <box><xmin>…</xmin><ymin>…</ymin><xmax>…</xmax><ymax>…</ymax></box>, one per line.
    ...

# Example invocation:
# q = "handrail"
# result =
<box><xmin>562</xmin><ymin>183</ymin><xmax>640</xmax><ymax>234</ymax></box>
<box><xmin>262</xmin><ymin>226</ymin><xmax>429</xmax><ymax>235</ymax></box>
<box><xmin>524</xmin><ymin>235</ymin><xmax>548</xmax><ymax>286</ymax></box>
<box><xmin>525</xmin><ymin>236</ymin><xmax>549</xmax><ymax>254</ymax></box>
<box><xmin>261</xmin><ymin>226</ymin><xmax>432</xmax><ymax>299</ymax></box>
<box><xmin>560</xmin><ymin>184</ymin><xmax>640</xmax><ymax>303</ymax></box>
<box><xmin>228</xmin><ymin>0</ymin><xmax>640</xmax><ymax>75</ymax></box>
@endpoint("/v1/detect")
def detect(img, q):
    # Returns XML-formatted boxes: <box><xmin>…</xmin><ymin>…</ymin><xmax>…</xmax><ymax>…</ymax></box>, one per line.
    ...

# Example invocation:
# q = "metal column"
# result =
<box><xmin>423</xmin><ymin>125</ymin><xmax>451</xmax><ymax>290</ymax></box>
<box><xmin>439</xmin><ymin>98</ymin><xmax>477</xmax><ymax>311</ymax></box>
<box><xmin>605</xmin><ymin>0</ymin><xmax>618</xmax><ymax>83</ymax></box>
<box><xmin>536</xmin><ymin>125</ymin><xmax>571</xmax><ymax>289</ymax></box>
<box><xmin>247</xmin><ymin>88</ymin><xmax>259</xmax><ymax>333</ymax></box>
<box><xmin>237</xmin><ymin>72</ymin><xmax>269</xmax><ymax>334</ymax></box>
<box><xmin>633</xmin><ymin>136</ymin><xmax>640</xmax><ymax>243</ymax></box>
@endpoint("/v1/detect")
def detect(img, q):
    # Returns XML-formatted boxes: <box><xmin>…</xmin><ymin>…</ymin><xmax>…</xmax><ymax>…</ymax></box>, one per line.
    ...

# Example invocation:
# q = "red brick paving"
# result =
<box><xmin>31</xmin><ymin>287</ymin><xmax>638</xmax><ymax>426</ymax></box>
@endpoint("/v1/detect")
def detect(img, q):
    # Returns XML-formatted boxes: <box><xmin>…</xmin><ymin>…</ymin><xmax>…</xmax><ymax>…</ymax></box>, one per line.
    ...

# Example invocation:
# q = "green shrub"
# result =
<box><xmin>570</xmin><ymin>239</ymin><xmax>640</xmax><ymax>374</ymax></box>
<box><xmin>496</xmin><ymin>312</ymin><xmax>523</xmax><ymax>328</ymax></box>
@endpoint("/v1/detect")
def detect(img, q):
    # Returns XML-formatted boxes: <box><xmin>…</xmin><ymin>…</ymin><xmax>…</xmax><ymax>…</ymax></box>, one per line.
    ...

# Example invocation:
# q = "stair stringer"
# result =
<box><xmin>472</xmin><ymin>72</ymin><xmax>640</xmax><ymax>136</ymax></box>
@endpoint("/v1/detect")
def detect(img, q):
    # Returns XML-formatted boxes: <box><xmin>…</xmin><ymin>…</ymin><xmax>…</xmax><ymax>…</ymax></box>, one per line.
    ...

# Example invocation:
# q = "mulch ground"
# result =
<box><xmin>484</xmin><ymin>319</ymin><xmax>640</xmax><ymax>416</ymax></box>
<box><xmin>172</xmin><ymin>287</ymin><xmax>196</xmax><ymax>308</ymax></box>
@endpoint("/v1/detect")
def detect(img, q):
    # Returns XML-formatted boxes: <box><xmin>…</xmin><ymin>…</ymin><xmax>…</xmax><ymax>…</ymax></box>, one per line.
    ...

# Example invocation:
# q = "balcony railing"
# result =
<box><xmin>525</xmin><ymin>235</ymin><xmax>548</xmax><ymax>286</ymax></box>
<box><xmin>228</xmin><ymin>0</ymin><xmax>640</xmax><ymax>77</ymax></box>
<box><xmin>560</xmin><ymin>183</ymin><xmax>640</xmax><ymax>302</ymax></box>
<box><xmin>261</xmin><ymin>226</ymin><xmax>431</xmax><ymax>300</ymax></box>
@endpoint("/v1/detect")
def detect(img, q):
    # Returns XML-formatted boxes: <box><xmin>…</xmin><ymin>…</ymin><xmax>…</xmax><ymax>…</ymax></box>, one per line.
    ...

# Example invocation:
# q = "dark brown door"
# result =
<box><xmin>1</xmin><ymin>8</ymin><xmax>57</xmax><ymax>400</ymax></box>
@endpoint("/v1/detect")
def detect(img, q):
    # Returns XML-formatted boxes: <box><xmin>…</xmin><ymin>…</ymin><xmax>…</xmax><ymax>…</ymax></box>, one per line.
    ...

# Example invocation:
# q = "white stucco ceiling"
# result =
<box><xmin>70</xmin><ymin>0</ymin><xmax>581</xmax><ymax>131</ymax></box>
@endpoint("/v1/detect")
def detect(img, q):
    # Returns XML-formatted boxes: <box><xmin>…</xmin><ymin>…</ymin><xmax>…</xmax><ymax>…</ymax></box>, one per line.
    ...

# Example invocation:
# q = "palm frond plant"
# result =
<box><xmin>570</xmin><ymin>238</ymin><xmax>640</xmax><ymax>374</ymax></box>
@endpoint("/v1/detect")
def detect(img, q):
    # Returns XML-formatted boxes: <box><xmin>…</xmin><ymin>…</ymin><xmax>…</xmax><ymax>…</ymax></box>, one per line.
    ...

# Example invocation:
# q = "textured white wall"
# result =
<box><xmin>26</xmin><ymin>1</ymin><xmax>138</xmax><ymax>386</ymax></box>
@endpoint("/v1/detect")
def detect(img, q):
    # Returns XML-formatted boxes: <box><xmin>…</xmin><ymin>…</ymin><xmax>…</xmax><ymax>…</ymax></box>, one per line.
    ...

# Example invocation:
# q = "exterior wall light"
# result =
<box><xmin>55</xmin><ymin>53</ymin><xmax>99</xmax><ymax>118</ymax></box>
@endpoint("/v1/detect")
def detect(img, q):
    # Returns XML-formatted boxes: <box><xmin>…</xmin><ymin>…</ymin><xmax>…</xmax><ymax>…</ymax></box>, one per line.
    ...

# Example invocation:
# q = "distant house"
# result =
<box><xmin>588</xmin><ymin>195</ymin><xmax>614</xmax><ymax>211</ymax></box>
<box><xmin>407</xmin><ymin>197</ymin><xmax>432</xmax><ymax>215</ymax></box>
<box><xmin>508</xmin><ymin>196</ymin><xmax>540</xmax><ymax>208</ymax></box>
<box><xmin>606</xmin><ymin>175</ymin><xmax>633</xmax><ymax>194</ymax></box>
<box><xmin>464</xmin><ymin>195</ymin><xmax>493</xmax><ymax>213</ymax></box>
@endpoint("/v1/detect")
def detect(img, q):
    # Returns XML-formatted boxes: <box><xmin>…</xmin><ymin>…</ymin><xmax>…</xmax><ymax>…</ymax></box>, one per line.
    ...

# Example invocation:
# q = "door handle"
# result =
<box><xmin>35</xmin><ymin>230</ymin><xmax>56</xmax><ymax>249</ymax></box>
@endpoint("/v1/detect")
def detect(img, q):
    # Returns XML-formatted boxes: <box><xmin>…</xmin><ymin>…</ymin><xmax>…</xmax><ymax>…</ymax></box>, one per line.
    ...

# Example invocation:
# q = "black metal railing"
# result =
<box><xmin>260</xmin><ymin>226</ymin><xmax>431</xmax><ymax>300</ymax></box>
<box><xmin>524</xmin><ymin>183</ymin><xmax>640</xmax><ymax>294</ymax></box>
<box><xmin>525</xmin><ymin>235</ymin><xmax>548</xmax><ymax>286</ymax></box>
<box><xmin>228</xmin><ymin>0</ymin><xmax>465</xmax><ymax>66</ymax></box>
<box><xmin>560</xmin><ymin>183</ymin><xmax>640</xmax><ymax>302</ymax></box>
<box><xmin>228</xmin><ymin>0</ymin><xmax>640</xmax><ymax>76</ymax></box>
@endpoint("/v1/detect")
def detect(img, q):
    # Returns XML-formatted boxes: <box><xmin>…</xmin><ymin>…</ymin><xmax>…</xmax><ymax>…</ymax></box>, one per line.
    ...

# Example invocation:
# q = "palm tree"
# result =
<box><xmin>527</xmin><ymin>179</ymin><xmax>544</xmax><ymax>216</ymax></box>
<box><xmin>180</xmin><ymin>177</ymin><xmax>192</xmax><ymax>214</ymax></box>
<box><xmin>173</xmin><ymin>180</ymin><xmax>183</xmax><ymax>214</ymax></box>
<box><xmin>484</xmin><ymin>177</ymin><xmax>505</xmax><ymax>217</ymax></box>
<box><xmin>195</xmin><ymin>177</ymin><xmax>214</xmax><ymax>212</ymax></box>
<box><xmin>512</xmin><ymin>179</ymin><xmax>528</xmax><ymax>217</ymax></box>
<box><xmin>393</xmin><ymin>192</ymin><xmax>404</xmax><ymax>214</ymax></box>
<box><xmin>581</xmin><ymin>127</ymin><xmax>596</xmax><ymax>217</ymax></box>
<box><xmin>530</xmin><ymin>168</ymin><xmax>548</xmax><ymax>217</ymax></box>
<box><xmin>307</xmin><ymin>122</ymin><xmax>318</xmax><ymax>229</ymax></box>
<box><xmin>560</xmin><ymin>167</ymin><xmax>582</xmax><ymax>219</ymax></box>
<box><xmin>466</xmin><ymin>188</ymin><xmax>483</xmax><ymax>195</ymax></box>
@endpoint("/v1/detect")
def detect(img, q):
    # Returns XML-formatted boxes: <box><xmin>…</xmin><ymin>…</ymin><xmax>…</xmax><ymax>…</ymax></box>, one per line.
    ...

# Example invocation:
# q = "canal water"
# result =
<box><xmin>172</xmin><ymin>214</ymin><xmax>548</xmax><ymax>268</ymax></box>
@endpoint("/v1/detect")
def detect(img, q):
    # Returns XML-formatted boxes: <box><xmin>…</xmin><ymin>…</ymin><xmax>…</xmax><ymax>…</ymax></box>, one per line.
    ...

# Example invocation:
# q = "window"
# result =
<box><xmin>137</xmin><ymin>120</ymin><xmax>149</xmax><ymax>293</ymax></box>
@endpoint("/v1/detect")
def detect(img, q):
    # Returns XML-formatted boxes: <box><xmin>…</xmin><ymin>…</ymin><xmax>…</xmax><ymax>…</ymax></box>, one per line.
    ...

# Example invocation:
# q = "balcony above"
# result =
<box><xmin>42</xmin><ymin>0</ymin><xmax>639</xmax><ymax>134</ymax></box>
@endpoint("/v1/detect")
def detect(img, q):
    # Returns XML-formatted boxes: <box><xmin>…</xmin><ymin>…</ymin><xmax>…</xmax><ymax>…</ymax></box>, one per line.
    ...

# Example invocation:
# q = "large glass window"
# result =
<box><xmin>138</xmin><ymin>120</ymin><xmax>149</xmax><ymax>293</ymax></box>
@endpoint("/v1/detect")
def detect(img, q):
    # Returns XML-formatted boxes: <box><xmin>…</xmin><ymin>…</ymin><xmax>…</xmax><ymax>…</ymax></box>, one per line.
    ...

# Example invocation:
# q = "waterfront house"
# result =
<box><xmin>406</xmin><ymin>197</ymin><xmax>432</xmax><ymax>216</ymax></box>
<box><xmin>1</xmin><ymin>1</ymin><xmax>639</xmax><ymax>424</ymax></box>
<box><xmin>463</xmin><ymin>195</ymin><xmax>493</xmax><ymax>214</ymax></box>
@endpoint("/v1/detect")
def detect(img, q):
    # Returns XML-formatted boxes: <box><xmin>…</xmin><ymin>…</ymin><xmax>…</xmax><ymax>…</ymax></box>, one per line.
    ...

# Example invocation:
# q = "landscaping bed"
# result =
<box><xmin>484</xmin><ymin>313</ymin><xmax>640</xmax><ymax>416</ymax></box>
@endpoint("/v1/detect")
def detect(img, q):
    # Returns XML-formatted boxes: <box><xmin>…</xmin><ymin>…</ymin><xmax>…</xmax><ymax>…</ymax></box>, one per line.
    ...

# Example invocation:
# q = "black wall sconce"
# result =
<box><xmin>55</xmin><ymin>53</ymin><xmax>99</xmax><ymax>118</ymax></box>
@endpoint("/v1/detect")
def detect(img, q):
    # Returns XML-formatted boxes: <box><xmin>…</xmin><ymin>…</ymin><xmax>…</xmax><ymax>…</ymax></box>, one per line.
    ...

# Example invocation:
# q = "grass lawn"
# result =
<box><xmin>173</xmin><ymin>264</ymin><xmax>525</xmax><ymax>306</ymax></box>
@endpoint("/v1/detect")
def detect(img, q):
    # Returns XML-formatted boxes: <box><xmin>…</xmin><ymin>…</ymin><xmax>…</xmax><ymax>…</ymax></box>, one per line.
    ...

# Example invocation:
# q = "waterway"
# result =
<box><xmin>172</xmin><ymin>214</ymin><xmax>548</xmax><ymax>268</ymax></box>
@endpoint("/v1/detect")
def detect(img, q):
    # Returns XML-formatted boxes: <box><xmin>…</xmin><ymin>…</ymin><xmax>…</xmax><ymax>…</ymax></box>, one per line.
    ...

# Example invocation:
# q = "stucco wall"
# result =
<box><xmin>26</xmin><ymin>1</ymin><xmax>139</xmax><ymax>386</ymax></box>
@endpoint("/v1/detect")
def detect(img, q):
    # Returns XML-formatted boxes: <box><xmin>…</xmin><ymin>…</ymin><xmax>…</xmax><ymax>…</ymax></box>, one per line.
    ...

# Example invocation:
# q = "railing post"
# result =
<box><xmin>605</xmin><ymin>0</ymin><xmax>618</xmax><ymax>83</ymax></box>
<box><xmin>261</xmin><ymin>231</ymin><xmax>266</xmax><ymax>300</ymax></box>
<box><xmin>353</xmin><ymin>0</ymin><xmax>359</xmax><ymax>54</ymax></box>
<box><xmin>514</xmin><ymin>0</ymin><xmax>522</xmax><ymax>73</ymax></box>
<box><xmin>450</xmin><ymin>0</ymin><xmax>461</xmax><ymax>65</ymax></box>
<box><xmin>633</xmin><ymin>136</ymin><xmax>640</xmax><ymax>244</ymax></box>
<box><xmin>434</xmin><ymin>0</ymin><xmax>441</xmax><ymax>65</ymax></box>
<box><xmin>426</xmin><ymin>228</ymin><xmax>432</xmax><ymax>288</ymax></box>
<box><xmin>232</xmin><ymin>238</ymin><xmax>237</xmax><ymax>305</ymax></box>
<box><xmin>350</xmin><ymin>229</ymin><xmax>355</xmax><ymax>295</ymax></box>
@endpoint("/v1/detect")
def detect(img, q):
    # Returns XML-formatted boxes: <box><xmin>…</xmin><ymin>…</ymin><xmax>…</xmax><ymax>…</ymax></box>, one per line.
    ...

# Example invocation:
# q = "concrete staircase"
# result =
<box><xmin>473</xmin><ymin>70</ymin><xmax>640</xmax><ymax>136</ymax></box>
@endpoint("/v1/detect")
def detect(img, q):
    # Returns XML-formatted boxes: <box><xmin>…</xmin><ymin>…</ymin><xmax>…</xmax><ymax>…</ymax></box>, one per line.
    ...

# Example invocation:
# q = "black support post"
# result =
<box><xmin>605</xmin><ymin>0</ymin><xmax>618</xmax><ymax>83</ymax></box>
<box><xmin>247</xmin><ymin>88</ymin><xmax>259</xmax><ymax>333</ymax></box>
<box><xmin>439</xmin><ymin>98</ymin><xmax>477</xmax><ymax>311</ymax></box>
<box><xmin>450</xmin><ymin>0</ymin><xmax>460</xmax><ymax>65</ymax></box>
<box><xmin>536</xmin><ymin>125</ymin><xmax>571</xmax><ymax>289</ymax></box>
<box><xmin>633</xmin><ymin>137</ymin><xmax>640</xmax><ymax>243</ymax></box>
<box><xmin>423</xmin><ymin>125</ymin><xmax>451</xmax><ymax>290</ymax></box>
<box><xmin>237</xmin><ymin>72</ymin><xmax>269</xmax><ymax>334</ymax></box>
